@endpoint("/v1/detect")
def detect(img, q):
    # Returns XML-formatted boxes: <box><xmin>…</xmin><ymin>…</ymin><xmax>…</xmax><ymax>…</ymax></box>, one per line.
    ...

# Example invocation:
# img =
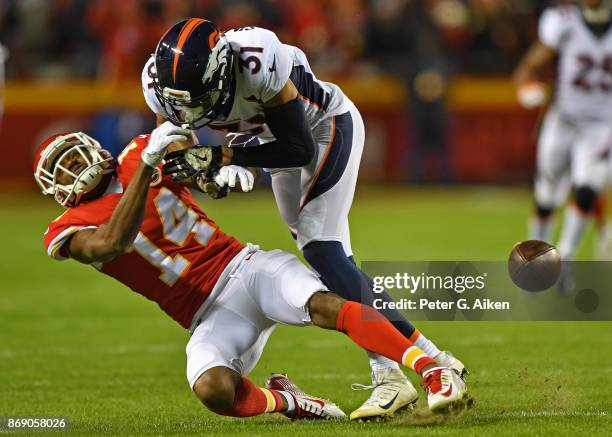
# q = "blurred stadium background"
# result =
<box><xmin>3</xmin><ymin>2</ymin><xmax>612</xmax><ymax>434</ymax></box>
<box><xmin>0</xmin><ymin>0</ymin><xmax>550</xmax><ymax>187</ymax></box>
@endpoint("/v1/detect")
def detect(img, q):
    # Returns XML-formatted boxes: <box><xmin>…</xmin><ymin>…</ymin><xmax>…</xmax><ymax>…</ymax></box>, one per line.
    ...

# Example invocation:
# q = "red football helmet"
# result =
<box><xmin>33</xmin><ymin>132</ymin><xmax>114</xmax><ymax>207</ymax></box>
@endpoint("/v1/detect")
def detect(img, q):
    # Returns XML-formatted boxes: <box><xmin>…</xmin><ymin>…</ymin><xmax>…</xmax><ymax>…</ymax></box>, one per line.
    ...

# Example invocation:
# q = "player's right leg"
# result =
<box><xmin>531</xmin><ymin>107</ymin><xmax>575</xmax><ymax>242</ymax></box>
<box><xmin>241</xmin><ymin>248</ymin><xmax>470</xmax><ymax>414</ymax></box>
<box><xmin>557</xmin><ymin>120</ymin><xmax>611</xmax><ymax>261</ymax></box>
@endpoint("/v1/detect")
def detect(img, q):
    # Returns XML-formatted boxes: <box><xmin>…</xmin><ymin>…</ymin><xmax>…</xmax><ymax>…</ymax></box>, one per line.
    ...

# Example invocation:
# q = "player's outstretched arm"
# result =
<box><xmin>513</xmin><ymin>41</ymin><xmax>556</xmax><ymax>87</ymax></box>
<box><xmin>68</xmin><ymin>122</ymin><xmax>190</xmax><ymax>264</ymax></box>
<box><xmin>513</xmin><ymin>41</ymin><xmax>556</xmax><ymax>109</ymax></box>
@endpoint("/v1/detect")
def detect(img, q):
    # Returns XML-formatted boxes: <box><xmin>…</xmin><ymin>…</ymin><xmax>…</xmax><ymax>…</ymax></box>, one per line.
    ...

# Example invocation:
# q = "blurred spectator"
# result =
<box><xmin>0</xmin><ymin>0</ymin><xmax>549</xmax><ymax>80</ymax></box>
<box><xmin>366</xmin><ymin>0</ymin><xmax>452</xmax><ymax>182</ymax></box>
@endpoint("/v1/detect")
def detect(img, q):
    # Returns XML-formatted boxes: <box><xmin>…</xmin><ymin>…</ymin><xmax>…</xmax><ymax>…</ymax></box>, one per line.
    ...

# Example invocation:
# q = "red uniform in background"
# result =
<box><xmin>43</xmin><ymin>135</ymin><xmax>244</xmax><ymax>328</ymax></box>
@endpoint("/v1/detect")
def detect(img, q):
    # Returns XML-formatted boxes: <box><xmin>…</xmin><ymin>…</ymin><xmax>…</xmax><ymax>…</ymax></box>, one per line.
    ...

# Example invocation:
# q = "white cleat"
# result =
<box><xmin>265</xmin><ymin>374</ymin><xmax>346</xmax><ymax>421</ymax></box>
<box><xmin>349</xmin><ymin>368</ymin><xmax>419</xmax><ymax>421</ymax></box>
<box><xmin>422</xmin><ymin>366</ymin><xmax>470</xmax><ymax>414</ymax></box>
<box><xmin>434</xmin><ymin>351</ymin><xmax>468</xmax><ymax>379</ymax></box>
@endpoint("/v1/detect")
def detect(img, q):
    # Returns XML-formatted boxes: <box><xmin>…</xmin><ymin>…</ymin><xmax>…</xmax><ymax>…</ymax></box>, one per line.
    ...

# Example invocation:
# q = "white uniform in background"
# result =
<box><xmin>533</xmin><ymin>5</ymin><xmax>612</xmax><ymax>260</ymax></box>
<box><xmin>536</xmin><ymin>5</ymin><xmax>612</xmax><ymax>208</ymax></box>
<box><xmin>142</xmin><ymin>27</ymin><xmax>364</xmax><ymax>255</ymax></box>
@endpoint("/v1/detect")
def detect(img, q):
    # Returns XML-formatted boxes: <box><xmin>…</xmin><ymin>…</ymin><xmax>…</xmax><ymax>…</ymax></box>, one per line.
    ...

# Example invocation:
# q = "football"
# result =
<box><xmin>507</xmin><ymin>240</ymin><xmax>561</xmax><ymax>292</ymax></box>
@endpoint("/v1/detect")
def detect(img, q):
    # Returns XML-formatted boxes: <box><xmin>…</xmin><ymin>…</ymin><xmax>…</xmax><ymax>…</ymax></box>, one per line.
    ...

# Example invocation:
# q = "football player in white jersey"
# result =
<box><xmin>141</xmin><ymin>19</ymin><xmax>467</xmax><ymax>420</ymax></box>
<box><xmin>514</xmin><ymin>0</ymin><xmax>612</xmax><ymax>281</ymax></box>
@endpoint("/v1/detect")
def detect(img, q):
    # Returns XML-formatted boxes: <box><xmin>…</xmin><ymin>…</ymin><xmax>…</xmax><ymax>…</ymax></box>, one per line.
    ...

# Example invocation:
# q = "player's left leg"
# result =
<box><xmin>557</xmin><ymin>122</ymin><xmax>611</xmax><ymax>262</ymax></box>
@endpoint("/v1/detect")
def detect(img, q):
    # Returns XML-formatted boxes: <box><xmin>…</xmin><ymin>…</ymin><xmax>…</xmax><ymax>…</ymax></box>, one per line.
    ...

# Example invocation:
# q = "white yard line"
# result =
<box><xmin>485</xmin><ymin>411</ymin><xmax>609</xmax><ymax>418</ymax></box>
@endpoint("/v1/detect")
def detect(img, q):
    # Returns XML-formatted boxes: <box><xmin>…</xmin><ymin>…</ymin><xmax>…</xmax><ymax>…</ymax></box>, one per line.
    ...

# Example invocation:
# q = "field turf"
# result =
<box><xmin>1</xmin><ymin>187</ymin><xmax>610</xmax><ymax>436</ymax></box>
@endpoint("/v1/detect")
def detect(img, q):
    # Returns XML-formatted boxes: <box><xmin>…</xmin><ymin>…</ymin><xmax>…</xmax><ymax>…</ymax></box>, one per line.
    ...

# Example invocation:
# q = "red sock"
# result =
<box><xmin>336</xmin><ymin>301</ymin><xmax>436</xmax><ymax>375</ymax></box>
<box><xmin>216</xmin><ymin>377</ymin><xmax>286</xmax><ymax>417</ymax></box>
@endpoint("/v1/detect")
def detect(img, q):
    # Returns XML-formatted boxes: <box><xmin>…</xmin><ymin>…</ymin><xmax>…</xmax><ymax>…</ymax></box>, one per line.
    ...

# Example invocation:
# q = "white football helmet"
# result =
<box><xmin>33</xmin><ymin>132</ymin><xmax>114</xmax><ymax>207</ymax></box>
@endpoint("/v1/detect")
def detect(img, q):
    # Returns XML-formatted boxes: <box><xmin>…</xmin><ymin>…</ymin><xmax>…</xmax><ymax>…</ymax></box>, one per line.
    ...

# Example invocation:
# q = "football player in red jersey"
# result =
<box><xmin>35</xmin><ymin>123</ymin><xmax>469</xmax><ymax>420</ymax></box>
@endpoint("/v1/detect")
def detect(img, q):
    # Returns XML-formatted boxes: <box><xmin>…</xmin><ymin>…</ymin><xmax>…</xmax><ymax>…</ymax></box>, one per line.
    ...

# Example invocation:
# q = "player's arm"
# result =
<box><xmin>66</xmin><ymin>122</ymin><xmax>190</xmax><ymax>264</ymax></box>
<box><xmin>513</xmin><ymin>41</ymin><xmax>556</xmax><ymax>87</ymax></box>
<box><xmin>221</xmin><ymin>80</ymin><xmax>315</xmax><ymax>168</ymax></box>
<box><xmin>67</xmin><ymin>161</ymin><xmax>155</xmax><ymax>263</ymax></box>
<box><xmin>164</xmin><ymin>80</ymin><xmax>316</xmax><ymax>177</ymax></box>
<box><xmin>513</xmin><ymin>41</ymin><xmax>556</xmax><ymax>109</ymax></box>
<box><xmin>222</xmin><ymin>79</ymin><xmax>316</xmax><ymax>168</ymax></box>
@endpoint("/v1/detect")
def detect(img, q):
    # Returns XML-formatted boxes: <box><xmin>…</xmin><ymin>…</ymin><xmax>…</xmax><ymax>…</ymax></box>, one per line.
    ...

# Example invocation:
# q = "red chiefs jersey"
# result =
<box><xmin>43</xmin><ymin>135</ymin><xmax>245</xmax><ymax>329</ymax></box>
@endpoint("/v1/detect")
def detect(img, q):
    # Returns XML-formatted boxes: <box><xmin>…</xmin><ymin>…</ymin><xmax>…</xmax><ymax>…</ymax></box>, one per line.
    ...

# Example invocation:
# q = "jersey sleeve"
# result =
<box><xmin>231</xmin><ymin>27</ymin><xmax>294</xmax><ymax>103</ymax></box>
<box><xmin>141</xmin><ymin>56</ymin><xmax>168</xmax><ymax>117</ymax></box>
<box><xmin>43</xmin><ymin>219</ymin><xmax>98</xmax><ymax>261</ymax></box>
<box><xmin>258</xmin><ymin>30</ymin><xmax>293</xmax><ymax>103</ymax></box>
<box><xmin>538</xmin><ymin>7</ymin><xmax>567</xmax><ymax>50</ymax></box>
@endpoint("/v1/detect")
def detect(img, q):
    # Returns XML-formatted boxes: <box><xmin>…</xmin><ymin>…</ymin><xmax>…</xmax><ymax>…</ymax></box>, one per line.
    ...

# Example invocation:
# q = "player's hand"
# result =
<box><xmin>142</xmin><ymin>121</ymin><xmax>191</xmax><ymax>168</ymax></box>
<box><xmin>195</xmin><ymin>173</ymin><xmax>229</xmax><ymax>199</ymax></box>
<box><xmin>163</xmin><ymin>145</ymin><xmax>223</xmax><ymax>181</ymax></box>
<box><xmin>214</xmin><ymin>165</ymin><xmax>255</xmax><ymax>192</ymax></box>
<box><xmin>517</xmin><ymin>82</ymin><xmax>547</xmax><ymax>109</ymax></box>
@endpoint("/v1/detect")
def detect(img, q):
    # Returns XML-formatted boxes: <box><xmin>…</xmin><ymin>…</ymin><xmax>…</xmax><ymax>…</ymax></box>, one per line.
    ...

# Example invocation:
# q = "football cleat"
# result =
<box><xmin>434</xmin><ymin>351</ymin><xmax>469</xmax><ymax>379</ymax></box>
<box><xmin>265</xmin><ymin>374</ymin><xmax>346</xmax><ymax>421</ymax></box>
<box><xmin>422</xmin><ymin>367</ymin><xmax>469</xmax><ymax>413</ymax></box>
<box><xmin>349</xmin><ymin>368</ymin><xmax>418</xmax><ymax>421</ymax></box>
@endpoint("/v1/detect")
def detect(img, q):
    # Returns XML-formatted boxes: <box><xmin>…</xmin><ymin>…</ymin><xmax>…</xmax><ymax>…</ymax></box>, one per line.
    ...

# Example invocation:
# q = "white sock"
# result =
<box><xmin>529</xmin><ymin>214</ymin><xmax>554</xmax><ymax>242</ymax></box>
<box><xmin>414</xmin><ymin>333</ymin><xmax>441</xmax><ymax>358</ymax></box>
<box><xmin>558</xmin><ymin>205</ymin><xmax>591</xmax><ymax>260</ymax></box>
<box><xmin>367</xmin><ymin>352</ymin><xmax>400</xmax><ymax>372</ymax></box>
<box><xmin>278</xmin><ymin>390</ymin><xmax>295</xmax><ymax>413</ymax></box>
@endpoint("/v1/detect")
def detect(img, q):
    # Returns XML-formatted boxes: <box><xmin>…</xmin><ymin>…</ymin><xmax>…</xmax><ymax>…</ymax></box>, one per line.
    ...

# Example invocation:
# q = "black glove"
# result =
<box><xmin>194</xmin><ymin>173</ymin><xmax>229</xmax><ymax>199</ymax></box>
<box><xmin>163</xmin><ymin>145</ymin><xmax>223</xmax><ymax>181</ymax></box>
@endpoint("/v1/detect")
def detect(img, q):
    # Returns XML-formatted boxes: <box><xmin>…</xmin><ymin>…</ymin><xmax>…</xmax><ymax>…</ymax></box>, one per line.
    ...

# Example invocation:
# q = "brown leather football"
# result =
<box><xmin>508</xmin><ymin>240</ymin><xmax>561</xmax><ymax>292</ymax></box>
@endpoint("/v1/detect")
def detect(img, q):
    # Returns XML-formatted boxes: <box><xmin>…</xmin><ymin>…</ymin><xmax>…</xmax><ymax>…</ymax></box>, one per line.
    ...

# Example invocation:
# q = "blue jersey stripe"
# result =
<box><xmin>301</xmin><ymin>111</ymin><xmax>353</xmax><ymax>208</ymax></box>
<box><xmin>290</xmin><ymin>65</ymin><xmax>331</xmax><ymax>111</ymax></box>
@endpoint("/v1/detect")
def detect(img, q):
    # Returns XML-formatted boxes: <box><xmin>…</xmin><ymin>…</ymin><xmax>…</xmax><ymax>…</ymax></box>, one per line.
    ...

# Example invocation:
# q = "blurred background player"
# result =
<box><xmin>514</xmin><ymin>0</ymin><xmax>612</xmax><ymax>279</ymax></box>
<box><xmin>35</xmin><ymin>126</ymin><xmax>469</xmax><ymax>421</ymax></box>
<box><xmin>144</xmin><ymin>18</ymin><xmax>466</xmax><ymax>420</ymax></box>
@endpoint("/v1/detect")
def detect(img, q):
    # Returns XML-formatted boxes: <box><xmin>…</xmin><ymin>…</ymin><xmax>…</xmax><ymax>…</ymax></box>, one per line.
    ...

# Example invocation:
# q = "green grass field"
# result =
<box><xmin>1</xmin><ymin>187</ymin><xmax>610</xmax><ymax>436</ymax></box>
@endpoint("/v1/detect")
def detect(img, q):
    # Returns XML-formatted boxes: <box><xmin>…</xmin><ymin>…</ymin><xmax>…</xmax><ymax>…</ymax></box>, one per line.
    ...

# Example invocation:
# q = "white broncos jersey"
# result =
<box><xmin>539</xmin><ymin>5</ymin><xmax>612</xmax><ymax>122</ymax></box>
<box><xmin>142</xmin><ymin>26</ymin><xmax>351</xmax><ymax>143</ymax></box>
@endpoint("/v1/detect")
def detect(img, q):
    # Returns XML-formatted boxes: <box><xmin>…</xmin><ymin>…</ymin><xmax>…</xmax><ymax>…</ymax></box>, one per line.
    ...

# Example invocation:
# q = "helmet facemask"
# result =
<box><xmin>152</xmin><ymin>32</ymin><xmax>235</xmax><ymax>129</ymax></box>
<box><xmin>34</xmin><ymin>133</ymin><xmax>114</xmax><ymax>207</ymax></box>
